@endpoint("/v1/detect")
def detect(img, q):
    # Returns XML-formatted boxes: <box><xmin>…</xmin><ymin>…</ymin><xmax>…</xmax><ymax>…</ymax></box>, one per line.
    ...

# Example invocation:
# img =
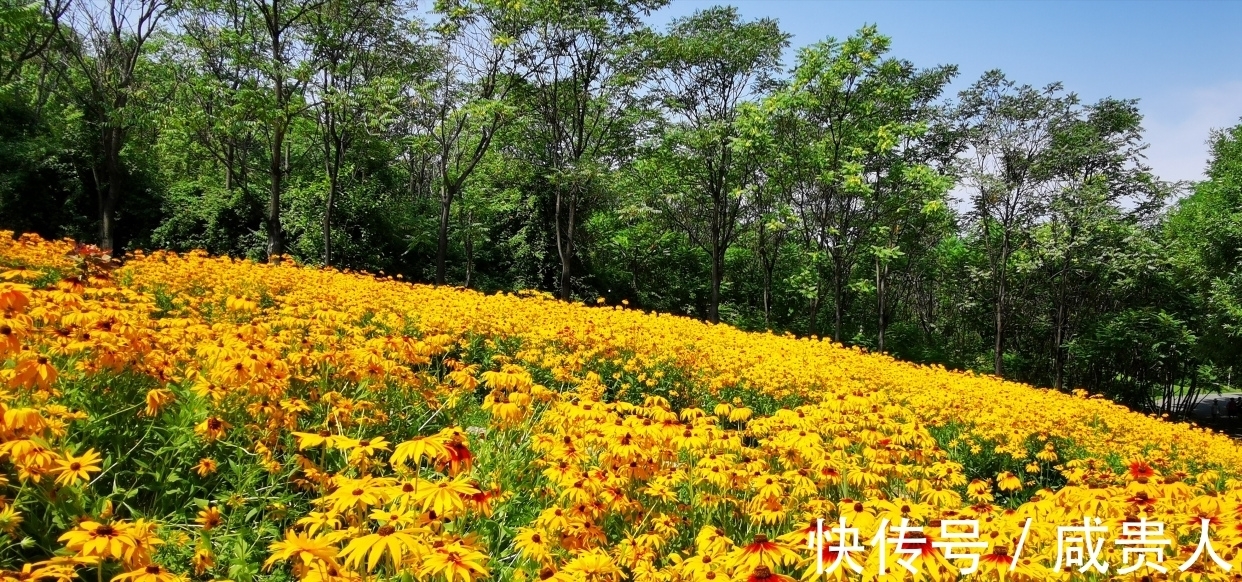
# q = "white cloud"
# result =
<box><xmin>1142</xmin><ymin>81</ymin><xmax>1242</xmax><ymax>184</ymax></box>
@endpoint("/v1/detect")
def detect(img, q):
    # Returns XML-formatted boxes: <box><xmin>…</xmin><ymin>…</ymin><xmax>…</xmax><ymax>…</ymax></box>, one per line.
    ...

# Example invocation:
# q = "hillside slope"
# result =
<box><xmin>3</xmin><ymin>231</ymin><xmax>1241</xmax><ymax>581</ymax></box>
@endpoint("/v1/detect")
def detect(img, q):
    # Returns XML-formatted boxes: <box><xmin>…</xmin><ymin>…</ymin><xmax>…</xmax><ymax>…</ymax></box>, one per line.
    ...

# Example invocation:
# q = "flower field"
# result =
<box><xmin>3</xmin><ymin>231</ymin><xmax>1242</xmax><ymax>582</ymax></box>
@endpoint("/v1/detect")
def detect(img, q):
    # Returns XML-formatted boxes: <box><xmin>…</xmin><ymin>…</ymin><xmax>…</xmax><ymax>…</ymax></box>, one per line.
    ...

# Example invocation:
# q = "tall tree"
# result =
<box><xmin>642</xmin><ymin>6</ymin><xmax>787</xmax><ymax>322</ymax></box>
<box><xmin>250</xmin><ymin>0</ymin><xmax>324</xmax><ymax>259</ymax></box>
<box><xmin>1036</xmin><ymin>97</ymin><xmax>1164</xmax><ymax>388</ymax></box>
<box><xmin>174</xmin><ymin>0</ymin><xmax>261</xmax><ymax>195</ymax></box>
<box><xmin>308</xmin><ymin>0</ymin><xmax>418</xmax><ymax>265</ymax></box>
<box><xmin>1</xmin><ymin>0</ymin><xmax>68</xmax><ymax>84</ymax></box>
<box><xmin>54</xmin><ymin>0</ymin><xmax>169</xmax><ymax>252</ymax></box>
<box><xmin>955</xmin><ymin>70</ymin><xmax>1074</xmax><ymax>375</ymax></box>
<box><xmin>766</xmin><ymin>26</ymin><xmax>955</xmax><ymax>342</ymax></box>
<box><xmin>417</xmin><ymin>0</ymin><xmax>527</xmax><ymax>285</ymax></box>
<box><xmin>1165</xmin><ymin>120</ymin><xmax>1242</xmax><ymax>382</ymax></box>
<box><xmin>517</xmin><ymin>0</ymin><xmax>664</xmax><ymax>300</ymax></box>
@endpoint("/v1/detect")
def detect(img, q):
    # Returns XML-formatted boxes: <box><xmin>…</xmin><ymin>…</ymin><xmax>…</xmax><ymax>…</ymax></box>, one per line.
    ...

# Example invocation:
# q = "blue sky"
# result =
<box><xmin>645</xmin><ymin>0</ymin><xmax>1242</xmax><ymax>184</ymax></box>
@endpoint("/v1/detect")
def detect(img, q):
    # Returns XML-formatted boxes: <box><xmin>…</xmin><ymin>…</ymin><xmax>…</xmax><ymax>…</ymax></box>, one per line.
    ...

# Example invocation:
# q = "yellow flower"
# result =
<box><xmin>342</xmin><ymin>437</ymin><xmax>390</xmax><ymax>462</ymax></box>
<box><xmin>264</xmin><ymin>529</ymin><xmax>341</xmax><ymax>571</ymax></box>
<box><xmin>194</xmin><ymin>417</ymin><xmax>230</xmax><ymax>441</ymax></box>
<box><xmin>726</xmin><ymin>534</ymin><xmax>797</xmax><ymax>572</ymax></box>
<box><xmin>110</xmin><ymin>564</ymin><xmax>182</xmax><ymax>582</ymax></box>
<box><xmin>390</xmin><ymin>434</ymin><xmax>450</xmax><ymax>469</ymax></box>
<box><xmin>966</xmin><ymin>479</ymin><xmax>994</xmax><ymax>503</ymax></box>
<box><xmin>194</xmin><ymin>458</ymin><xmax>217</xmax><ymax>477</ymax></box>
<box><xmin>196</xmin><ymin>506</ymin><xmax>222</xmax><ymax>531</ymax></box>
<box><xmin>53</xmin><ymin>449</ymin><xmax>101</xmax><ymax>487</ymax></box>
<box><xmin>996</xmin><ymin>471</ymin><xmax>1022</xmax><ymax>492</ymax></box>
<box><xmin>191</xmin><ymin>547</ymin><xmax>214</xmax><ymax>576</ymax></box>
<box><xmin>10</xmin><ymin>353</ymin><xmax>57</xmax><ymax>389</ymax></box>
<box><xmin>326</xmin><ymin>476</ymin><xmax>393</xmax><ymax>514</ymax></box>
<box><xmin>142</xmin><ymin>389</ymin><xmax>175</xmax><ymax>417</ymax></box>
<box><xmin>58</xmin><ymin>521</ymin><xmax>135</xmax><ymax>561</ymax></box>
<box><xmin>561</xmin><ymin>548</ymin><xmax>618</xmax><ymax>582</ymax></box>
<box><xmin>419</xmin><ymin>541</ymin><xmax>490</xmax><ymax>582</ymax></box>
<box><xmin>0</xmin><ymin>505</ymin><xmax>22</xmax><ymax>536</ymax></box>
<box><xmin>414</xmin><ymin>477</ymin><xmax>478</xmax><ymax>517</ymax></box>
<box><xmin>122</xmin><ymin>519</ymin><xmax>164</xmax><ymax>568</ymax></box>
<box><xmin>296</xmin><ymin>511</ymin><xmax>343</xmax><ymax>536</ymax></box>
<box><xmin>337</xmin><ymin>525</ymin><xmax>425</xmax><ymax>573</ymax></box>
<box><xmin>513</xmin><ymin>527</ymin><xmax>551</xmax><ymax>564</ymax></box>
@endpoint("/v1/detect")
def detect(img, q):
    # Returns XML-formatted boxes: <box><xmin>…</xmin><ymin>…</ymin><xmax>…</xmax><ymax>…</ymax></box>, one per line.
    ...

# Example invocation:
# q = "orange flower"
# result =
<box><xmin>1129</xmin><ymin>461</ymin><xmax>1156</xmax><ymax>480</ymax></box>
<box><xmin>194</xmin><ymin>417</ymin><xmax>230</xmax><ymax>441</ymax></box>
<box><xmin>727</xmin><ymin>534</ymin><xmax>797</xmax><ymax>572</ymax></box>
<box><xmin>11</xmin><ymin>353</ymin><xmax>57</xmax><ymax>389</ymax></box>
<box><xmin>194</xmin><ymin>458</ymin><xmax>217</xmax><ymax>477</ymax></box>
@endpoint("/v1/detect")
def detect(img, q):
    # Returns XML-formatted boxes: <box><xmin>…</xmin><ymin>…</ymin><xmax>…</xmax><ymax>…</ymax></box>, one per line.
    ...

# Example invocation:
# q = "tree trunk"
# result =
<box><xmin>1052</xmin><ymin>251</ymin><xmax>1073</xmax><ymax>390</ymax></box>
<box><xmin>708</xmin><ymin>248</ymin><xmax>721</xmax><ymax>323</ymax></box>
<box><xmin>554</xmin><ymin>186</ymin><xmax>576</xmax><ymax>301</ymax></box>
<box><xmin>435</xmin><ymin>182</ymin><xmax>452</xmax><ymax>285</ymax></box>
<box><xmin>267</xmin><ymin>122</ymin><xmax>285</xmax><ymax>260</ymax></box>
<box><xmin>226</xmin><ymin>143</ymin><xmax>234</xmax><ymax>189</ymax></box>
<box><xmin>994</xmin><ymin>273</ymin><xmax>1006</xmax><ymax>376</ymax></box>
<box><xmin>323</xmin><ymin>133</ymin><xmax>342</xmax><ymax>267</ymax></box>
<box><xmin>323</xmin><ymin>171</ymin><xmax>336</xmax><ymax>267</ymax></box>
<box><xmin>833</xmin><ymin>274</ymin><xmax>844</xmax><ymax>343</ymax></box>
<box><xmin>762</xmin><ymin>272</ymin><xmax>771</xmax><ymax>327</ymax></box>
<box><xmin>758</xmin><ymin>222</ymin><xmax>776</xmax><ymax>328</ymax></box>
<box><xmin>1053</xmin><ymin>293</ymin><xmax>1066</xmax><ymax>389</ymax></box>
<box><xmin>464</xmin><ymin>208</ymin><xmax>473</xmax><ymax>288</ymax></box>
<box><xmin>876</xmin><ymin>259</ymin><xmax>887</xmax><ymax>353</ymax></box>
<box><xmin>808</xmin><ymin>288</ymin><xmax>820</xmax><ymax>337</ymax></box>
<box><xmin>99</xmin><ymin>123</ymin><xmax>124</xmax><ymax>253</ymax></box>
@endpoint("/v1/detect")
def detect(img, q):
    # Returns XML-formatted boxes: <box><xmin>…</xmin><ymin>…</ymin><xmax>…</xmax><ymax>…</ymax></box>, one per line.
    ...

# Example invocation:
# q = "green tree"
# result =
<box><xmin>308</xmin><ymin>0</ymin><xmax>420</xmax><ymax>265</ymax></box>
<box><xmin>53</xmin><ymin>0</ymin><xmax>170</xmax><ymax>252</ymax></box>
<box><xmin>641</xmin><ymin>5</ymin><xmax>788</xmax><ymax>322</ymax></box>
<box><xmin>1166</xmin><ymin>120</ymin><xmax>1242</xmax><ymax>381</ymax></box>
<box><xmin>515</xmin><ymin>0</ymin><xmax>664</xmax><ymax>300</ymax></box>
<box><xmin>760</xmin><ymin>26</ymin><xmax>955</xmax><ymax>342</ymax></box>
<box><xmin>954</xmin><ymin>70</ymin><xmax>1075</xmax><ymax>375</ymax></box>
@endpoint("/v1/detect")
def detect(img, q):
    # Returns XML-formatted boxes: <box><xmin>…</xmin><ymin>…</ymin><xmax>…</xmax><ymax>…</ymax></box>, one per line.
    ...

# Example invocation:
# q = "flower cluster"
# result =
<box><xmin>2</xmin><ymin>231</ymin><xmax>1242</xmax><ymax>582</ymax></box>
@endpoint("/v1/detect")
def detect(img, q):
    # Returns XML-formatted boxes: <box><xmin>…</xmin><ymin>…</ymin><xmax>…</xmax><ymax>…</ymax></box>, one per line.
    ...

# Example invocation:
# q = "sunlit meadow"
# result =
<box><xmin>3</xmin><ymin>231</ymin><xmax>1242</xmax><ymax>582</ymax></box>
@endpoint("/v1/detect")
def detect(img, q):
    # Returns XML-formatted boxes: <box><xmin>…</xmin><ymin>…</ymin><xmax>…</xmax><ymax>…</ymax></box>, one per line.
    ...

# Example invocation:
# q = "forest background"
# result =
<box><xmin>2</xmin><ymin>0</ymin><xmax>1240</xmax><ymax>417</ymax></box>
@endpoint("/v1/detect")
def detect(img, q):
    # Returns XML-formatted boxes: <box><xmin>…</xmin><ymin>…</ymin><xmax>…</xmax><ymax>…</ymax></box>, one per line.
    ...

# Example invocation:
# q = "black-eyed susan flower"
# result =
<box><xmin>111</xmin><ymin>563</ymin><xmax>182</xmax><ymax>582</ymax></box>
<box><xmin>264</xmin><ymin>529</ymin><xmax>340</xmax><ymax>571</ymax></box>
<box><xmin>193</xmin><ymin>458</ymin><xmax>217</xmax><ymax>477</ymax></box>
<box><xmin>58</xmin><ymin>521</ymin><xmax>135</xmax><ymax>561</ymax></box>
<box><xmin>337</xmin><ymin>524</ymin><xmax>425</xmax><ymax>573</ymax></box>
<box><xmin>52</xmin><ymin>449</ymin><xmax>101</xmax><ymax>487</ymax></box>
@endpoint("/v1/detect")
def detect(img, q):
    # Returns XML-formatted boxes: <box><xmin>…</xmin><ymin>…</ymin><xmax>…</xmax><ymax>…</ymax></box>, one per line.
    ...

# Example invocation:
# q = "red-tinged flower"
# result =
<box><xmin>979</xmin><ymin>549</ymin><xmax>1014</xmax><ymax>568</ymax></box>
<box><xmin>1128</xmin><ymin>461</ymin><xmax>1155</xmax><ymax>480</ymax></box>
<box><xmin>444</xmin><ymin>435</ymin><xmax>473</xmax><ymax>475</ymax></box>
<box><xmin>901</xmin><ymin>529</ymin><xmax>939</xmax><ymax>560</ymax></box>
<box><xmin>747</xmin><ymin>565</ymin><xmax>791</xmax><ymax>582</ymax></box>
<box><xmin>729</xmin><ymin>534</ymin><xmax>797</xmax><ymax>572</ymax></box>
